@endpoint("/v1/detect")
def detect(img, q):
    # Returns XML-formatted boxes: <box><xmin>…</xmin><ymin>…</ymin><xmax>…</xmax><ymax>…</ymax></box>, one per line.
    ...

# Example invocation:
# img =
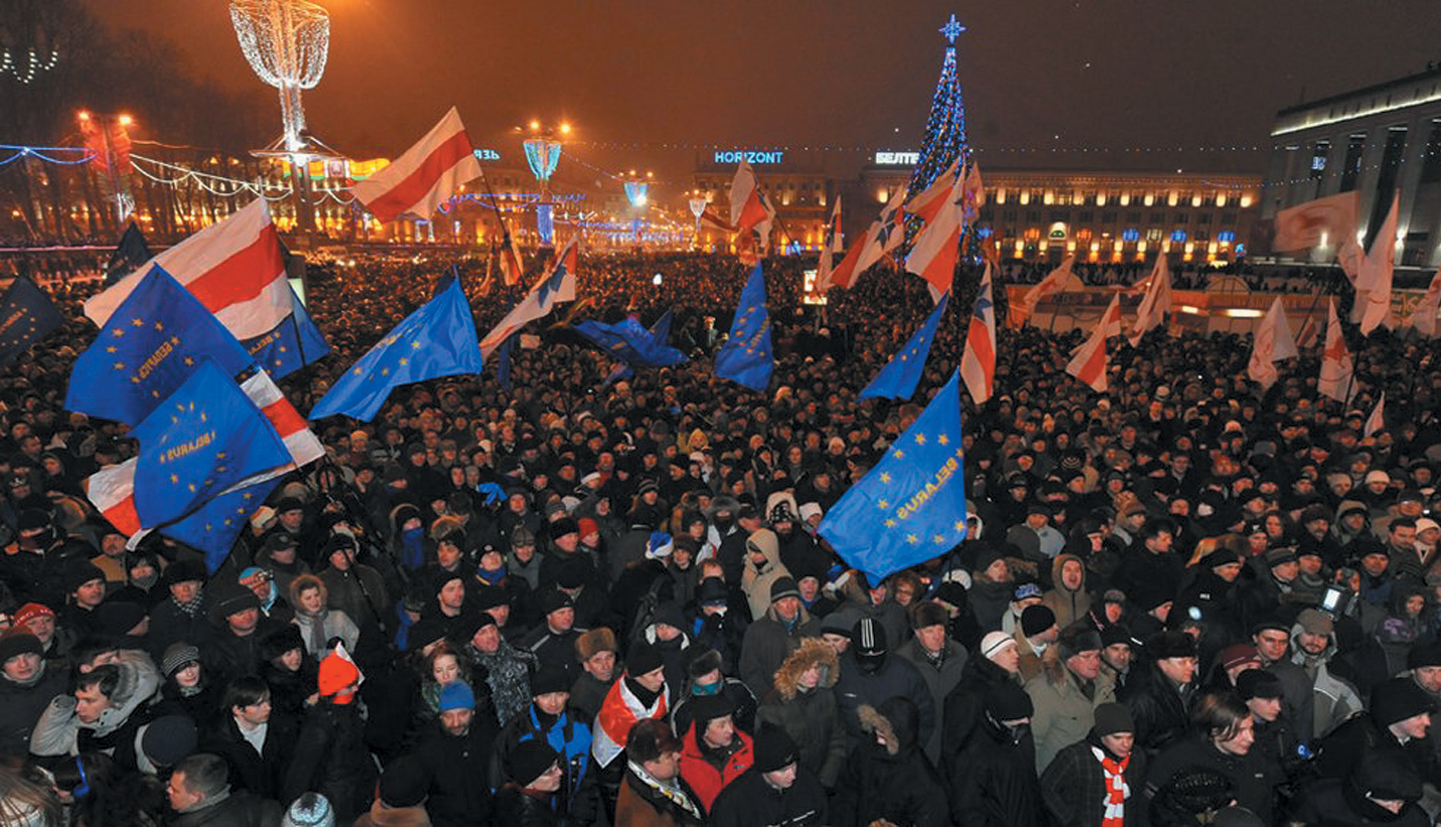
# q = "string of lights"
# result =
<box><xmin>0</xmin><ymin>49</ymin><xmax>60</xmax><ymax>85</ymax></box>
<box><xmin>562</xmin><ymin>139</ymin><xmax>1275</xmax><ymax>156</ymax></box>
<box><xmin>0</xmin><ymin>145</ymin><xmax>94</xmax><ymax>166</ymax></box>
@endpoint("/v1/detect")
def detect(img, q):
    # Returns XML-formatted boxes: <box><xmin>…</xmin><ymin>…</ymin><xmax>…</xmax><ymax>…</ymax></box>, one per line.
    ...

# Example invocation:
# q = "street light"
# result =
<box><xmin>520</xmin><ymin>120</ymin><xmax>570</xmax><ymax>248</ymax></box>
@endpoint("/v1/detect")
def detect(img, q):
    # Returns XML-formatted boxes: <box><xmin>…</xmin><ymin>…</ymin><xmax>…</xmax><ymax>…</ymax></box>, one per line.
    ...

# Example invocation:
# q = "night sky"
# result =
<box><xmin>87</xmin><ymin>0</ymin><xmax>1441</xmax><ymax>194</ymax></box>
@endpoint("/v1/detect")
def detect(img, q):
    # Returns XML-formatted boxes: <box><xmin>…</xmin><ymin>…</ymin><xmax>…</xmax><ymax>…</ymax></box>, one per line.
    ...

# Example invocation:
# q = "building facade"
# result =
<box><xmin>1261</xmin><ymin>64</ymin><xmax>1441</xmax><ymax>269</ymax></box>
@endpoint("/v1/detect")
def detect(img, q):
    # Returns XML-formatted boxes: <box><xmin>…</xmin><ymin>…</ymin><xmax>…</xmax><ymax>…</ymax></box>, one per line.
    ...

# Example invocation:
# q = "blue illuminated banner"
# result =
<box><xmin>714</xmin><ymin>150</ymin><xmax>785</xmax><ymax>165</ymax></box>
<box><xmin>473</xmin><ymin>149</ymin><xmax>502</xmax><ymax>161</ymax></box>
<box><xmin>874</xmin><ymin>151</ymin><xmax>921</xmax><ymax>166</ymax></box>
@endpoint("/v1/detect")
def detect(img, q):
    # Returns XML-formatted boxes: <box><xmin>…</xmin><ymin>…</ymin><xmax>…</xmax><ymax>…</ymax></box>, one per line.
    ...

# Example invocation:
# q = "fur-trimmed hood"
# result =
<box><xmin>857</xmin><ymin>696</ymin><xmax>920</xmax><ymax>756</ymax></box>
<box><xmin>772</xmin><ymin>637</ymin><xmax>839</xmax><ymax>701</ymax></box>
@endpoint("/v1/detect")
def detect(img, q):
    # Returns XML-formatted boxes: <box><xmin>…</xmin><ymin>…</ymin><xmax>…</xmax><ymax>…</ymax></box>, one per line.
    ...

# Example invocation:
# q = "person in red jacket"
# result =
<box><xmin>677</xmin><ymin>693</ymin><xmax>754</xmax><ymax>812</ymax></box>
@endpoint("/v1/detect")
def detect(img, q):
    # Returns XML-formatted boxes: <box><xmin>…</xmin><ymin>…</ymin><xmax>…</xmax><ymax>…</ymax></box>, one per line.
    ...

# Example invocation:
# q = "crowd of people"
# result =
<box><xmin>0</xmin><ymin>246</ymin><xmax>1438</xmax><ymax>826</ymax></box>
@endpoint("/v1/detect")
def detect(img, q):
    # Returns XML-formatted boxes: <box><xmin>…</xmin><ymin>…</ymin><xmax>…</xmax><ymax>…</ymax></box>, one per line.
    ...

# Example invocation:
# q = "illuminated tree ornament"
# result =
<box><xmin>907</xmin><ymin>12</ymin><xmax>970</xmax><ymax>202</ymax></box>
<box><xmin>229</xmin><ymin>0</ymin><xmax>330</xmax><ymax>153</ymax></box>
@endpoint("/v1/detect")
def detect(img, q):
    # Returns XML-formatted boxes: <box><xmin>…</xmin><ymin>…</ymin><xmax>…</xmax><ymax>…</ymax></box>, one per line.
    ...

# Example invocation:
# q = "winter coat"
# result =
<box><xmin>708</xmin><ymin>763</ymin><xmax>829</xmax><ymax>827</ymax></box>
<box><xmin>834</xmin><ymin>649</ymin><xmax>936</xmax><ymax>751</ymax></box>
<box><xmin>756</xmin><ymin>638</ymin><xmax>846</xmax><ymax>786</ymax></box>
<box><xmin>969</xmin><ymin>571</ymin><xmax>1014</xmax><ymax>632</ymax></box>
<box><xmin>1039</xmin><ymin>733</ymin><xmax>1148</xmax><ymax>827</ymax></box>
<box><xmin>1025</xmin><ymin>647</ymin><xmax>1116</xmax><ymax>773</ymax></box>
<box><xmin>282</xmin><ymin>701</ymin><xmax>378</xmax><ymax>822</ymax></box>
<box><xmin>169</xmin><ymin>791</ymin><xmax>283</xmax><ymax>827</ymax></box>
<box><xmin>941</xmin><ymin>653</ymin><xmax>1020</xmax><ymax>772</ymax></box>
<box><xmin>737</xmin><ymin>602</ymin><xmax>818</xmax><ymax>698</ymax></box>
<box><xmin>831</xmin><ymin>698</ymin><xmax>949</xmax><ymax>827</ymax></box>
<box><xmin>948</xmin><ymin>708</ymin><xmax>1046</xmax><ymax>827</ymax></box>
<box><xmin>614</xmin><ymin>767</ymin><xmax>705</xmax><ymax>827</ymax></box>
<box><xmin>413</xmin><ymin>715</ymin><xmax>498</xmax><ymax>827</ymax></box>
<box><xmin>200</xmin><ymin>711</ymin><xmax>300</xmax><ymax>800</ymax></box>
<box><xmin>353</xmin><ymin>800</ymin><xmax>435</xmax><ymax>826</ymax></box>
<box><xmin>1118</xmin><ymin>660</ymin><xmax>1195</xmax><ymax>758</ymax></box>
<box><xmin>1042</xmin><ymin>553</ymin><xmax>1094</xmax><ymax>629</ymax></box>
<box><xmin>678</xmin><ymin>721</ymin><xmax>754</xmax><ymax>812</ymax></box>
<box><xmin>493</xmin><ymin>702</ymin><xmax>597</xmax><ymax>823</ymax></box>
<box><xmin>1290</xmin><ymin>624</ymin><xmax>1365</xmax><ymax>739</ymax></box>
<box><xmin>30</xmin><ymin>648</ymin><xmax>160</xmax><ymax>761</ymax></box>
<box><xmin>741</xmin><ymin>529</ymin><xmax>792</xmax><ymax>622</ymax></box>
<box><xmin>896</xmin><ymin>634</ymin><xmax>967</xmax><ymax>763</ymax></box>
<box><xmin>670</xmin><ymin>677</ymin><xmax>756</xmax><ymax>740</ymax></box>
<box><xmin>0</xmin><ymin>663</ymin><xmax>65</xmax><ymax>757</ymax></box>
<box><xmin>1287</xmin><ymin>776</ymin><xmax>1431</xmax><ymax>827</ymax></box>
<box><xmin>1145</xmin><ymin>734</ymin><xmax>1283</xmax><ymax>824</ymax></box>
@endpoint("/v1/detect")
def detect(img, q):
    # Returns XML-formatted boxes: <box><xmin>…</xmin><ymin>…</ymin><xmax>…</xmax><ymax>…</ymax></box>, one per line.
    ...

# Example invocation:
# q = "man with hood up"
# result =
<box><xmin>741</xmin><ymin>527</ymin><xmax>791</xmax><ymax>622</ymax></box>
<box><xmin>1043</xmin><ymin>553</ymin><xmax>1093</xmax><ymax>630</ymax></box>
<box><xmin>832</xmin><ymin>695</ymin><xmax>949</xmax><ymax>827</ymax></box>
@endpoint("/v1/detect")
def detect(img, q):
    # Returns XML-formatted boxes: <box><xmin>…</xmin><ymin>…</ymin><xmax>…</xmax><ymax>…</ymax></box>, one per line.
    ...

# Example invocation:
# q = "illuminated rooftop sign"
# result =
<box><xmin>714</xmin><ymin>150</ymin><xmax>785</xmax><ymax>165</ymax></box>
<box><xmin>874</xmin><ymin>151</ymin><xmax>920</xmax><ymax>166</ymax></box>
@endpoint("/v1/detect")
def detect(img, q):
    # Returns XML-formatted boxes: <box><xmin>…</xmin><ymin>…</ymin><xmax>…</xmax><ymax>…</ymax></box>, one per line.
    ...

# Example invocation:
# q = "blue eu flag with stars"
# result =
<box><xmin>132</xmin><ymin>359</ymin><xmax>292</xmax><ymax>533</ymax></box>
<box><xmin>0</xmin><ymin>277</ymin><xmax>63</xmax><ymax>367</ymax></box>
<box><xmin>714</xmin><ymin>264</ymin><xmax>773</xmax><ymax>392</ymax></box>
<box><xmin>574</xmin><ymin>315</ymin><xmax>688</xmax><ymax>371</ymax></box>
<box><xmin>860</xmin><ymin>291</ymin><xmax>950</xmax><ymax>400</ymax></box>
<box><xmin>310</xmin><ymin>272</ymin><xmax>483</xmax><ymax>422</ymax></box>
<box><xmin>243</xmin><ymin>281</ymin><xmax>330</xmax><ymax>380</ymax></box>
<box><xmin>819</xmin><ymin>369</ymin><xmax>968</xmax><ymax>584</ymax></box>
<box><xmin>66</xmin><ymin>265</ymin><xmax>255</xmax><ymax>427</ymax></box>
<box><xmin>165</xmin><ymin>476</ymin><xmax>286</xmax><ymax>574</ymax></box>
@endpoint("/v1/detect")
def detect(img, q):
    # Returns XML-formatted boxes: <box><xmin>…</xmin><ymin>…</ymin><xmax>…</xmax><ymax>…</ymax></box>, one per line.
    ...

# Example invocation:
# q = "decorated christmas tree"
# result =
<box><xmin>905</xmin><ymin>14</ymin><xmax>971</xmax><ymax>201</ymax></box>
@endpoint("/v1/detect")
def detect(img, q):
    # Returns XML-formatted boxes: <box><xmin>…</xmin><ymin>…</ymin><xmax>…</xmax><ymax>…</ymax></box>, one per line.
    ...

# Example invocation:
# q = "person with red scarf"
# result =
<box><xmin>1040</xmin><ymin>702</ymin><xmax>1148</xmax><ymax>826</ymax></box>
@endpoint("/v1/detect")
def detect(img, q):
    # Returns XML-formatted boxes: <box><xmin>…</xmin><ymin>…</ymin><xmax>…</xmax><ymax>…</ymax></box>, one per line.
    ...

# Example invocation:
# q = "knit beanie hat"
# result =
<box><xmin>377</xmin><ymin>755</ymin><xmax>430</xmax><ymax>808</ymax></box>
<box><xmin>318</xmin><ymin>652</ymin><xmax>360</xmax><ymax>699</ymax></box>
<box><xmin>531</xmin><ymin>664</ymin><xmax>571</xmax><ymax>696</ymax></box>
<box><xmin>1218</xmin><ymin>643</ymin><xmax>1261</xmax><ymax>672</ymax></box>
<box><xmin>1235</xmin><ymin>669</ymin><xmax>1283</xmax><ymax>701</ymax></box>
<box><xmin>1295</xmin><ymin>608</ymin><xmax>1334</xmax><ymax>637</ymax></box>
<box><xmin>13</xmin><ymin>603</ymin><xmax>53</xmax><ymax>629</ymax></box>
<box><xmin>1408</xmin><ymin>640</ymin><xmax>1441</xmax><ymax>670</ymax></box>
<box><xmin>753</xmin><ymin>727</ymin><xmax>800</xmax><ymax>773</ymax></box>
<box><xmin>984</xmin><ymin>682</ymin><xmax>1033</xmax><ymax>722</ymax></box>
<box><xmin>281</xmin><ymin>793</ymin><xmax>335</xmax><ymax>827</ymax></box>
<box><xmin>438</xmin><ymin>681</ymin><xmax>475</xmax><ymax>712</ymax></box>
<box><xmin>0</xmin><ymin>632</ymin><xmax>43</xmax><ymax>664</ymax></box>
<box><xmin>980</xmin><ymin>631</ymin><xmax>1017</xmax><ymax>660</ymax></box>
<box><xmin>1021</xmin><ymin>604</ymin><xmax>1056</xmax><ymax>637</ymax></box>
<box><xmin>1371</xmin><ymin>677</ymin><xmax>1436</xmax><ymax>727</ymax></box>
<box><xmin>1058</xmin><ymin>625</ymin><xmax>1103</xmax><ymax>660</ymax></box>
<box><xmin>1093</xmin><ymin>702</ymin><xmax>1135</xmax><ymax>737</ymax></box>
<box><xmin>626</xmin><ymin>641</ymin><xmax>665</xmax><ymax>677</ymax></box>
<box><xmin>507</xmin><ymin>739</ymin><xmax>560</xmax><ymax>787</ymax></box>
<box><xmin>161</xmin><ymin>643</ymin><xmax>201</xmax><ymax>678</ymax></box>
<box><xmin>141</xmin><ymin>715</ymin><xmax>197</xmax><ymax>768</ymax></box>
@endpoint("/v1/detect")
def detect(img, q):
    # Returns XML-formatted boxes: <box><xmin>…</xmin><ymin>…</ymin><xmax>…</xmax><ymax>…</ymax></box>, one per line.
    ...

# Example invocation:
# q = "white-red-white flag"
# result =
<box><xmin>958</xmin><ymin>162</ymin><xmax>985</xmax><ymax>225</ymax></box>
<box><xmin>497</xmin><ymin>229</ymin><xmax>524</xmax><ymax>287</ymax></box>
<box><xmin>352</xmin><ymin>107</ymin><xmax>482</xmax><ymax>223</ymax></box>
<box><xmin>1127</xmin><ymin>255</ymin><xmax>1172</xmax><ymax>346</ymax></box>
<box><xmin>1404</xmin><ymin>266</ymin><xmax>1441</xmax><ymax>337</ymax></box>
<box><xmin>1016</xmin><ymin>255</ymin><xmax>1080</xmax><ymax>325</ymax></box>
<box><xmin>906</xmin><ymin>157</ymin><xmax>963</xmax><ymax>225</ymax></box>
<box><xmin>697</xmin><ymin>205</ymin><xmax>735</xmax><ymax>235</ymax></box>
<box><xmin>479</xmin><ymin>239</ymin><xmax>579</xmax><ymax>358</ymax></box>
<box><xmin>815</xmin><ymin>196</ymin><xmax>845</xmax><ymax>291</ymax></box>
<box><xmin>85</xmin><ymin>199</ymin><xmax>290</xmax><ymax>340</ymax></box>
<box><xmin>826</xmin><ymin>188</ymin><xmax>906</xmax><ymax>290</ymax></box>
<box><xmin>1272</xmin><ymin>192</ymin><xmax>1360</xmax><ymax>253</ymax></box>
<box><xmin>1318</xmin><ymin>298</ymin><xmax>1354</xmax><ymax>403</ymax></box>
<box><xmin>729</xmin><ymin>160</ymin><xmax>770</xmax><ymax>237</ymax></box>
<box><xmin>1364</xmin><ymin>392</ymin><xmax>1386</xmax><ymax>437</ymax></box>
<box><xmin>904</xmin><ymin>180</ymin><xmax>963</xmax><ymax>302</ymax></box>
<box><xmin>960</xmin><ymin>262</ymin><xmax>997</xmax><ymax>403</ymax></box>
<box><xmin>1358</xmin><ymin>191</ymin><xmax>1398</xmax><ymax>335</ymax></box>
<box><xmin>1247</xmin><ymin>297</ymin><xmax>1299</xmax><ymax>389</ymax></box>
<box><xmin>1066</xmin><ymin>294</ymin><xmax>1120</xmax><ymax>392</ymax></box>
<box><xmin>85</xmin><ymin>369</ymin><xmax>323</xmax><ymax>538</ymax></box>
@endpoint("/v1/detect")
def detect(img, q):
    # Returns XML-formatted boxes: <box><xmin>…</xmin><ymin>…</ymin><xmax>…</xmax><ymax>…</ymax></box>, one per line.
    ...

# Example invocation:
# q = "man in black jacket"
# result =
<box><xmin>167</xmin><ymin>752</ymin><xmax>282</xmax><ymax>826</ymax></box>
<box><xmin>414</xmin><ymin>681</ymin><xmax>497</xmax><ymax>827</ymax></box>
<box><xmin>950</xmin><ymin>682</ymin><xmax>1045</xmax><ymax>827</ymax></box>
<box><xmin>202</xmin><ymin>676</ymin><xmax>298</xmax><ymax>801</ymax></box>
<box><xmin>710</xmin><ymin>727</ymin><xmax>827</xmax><ymax>827</ymax></box>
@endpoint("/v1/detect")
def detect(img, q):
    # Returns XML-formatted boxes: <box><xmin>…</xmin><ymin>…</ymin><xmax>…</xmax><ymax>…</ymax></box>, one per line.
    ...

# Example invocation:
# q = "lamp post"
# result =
<box><xmin>77</xmin><ymin>110</ymin><xmax>135</xmax><ymax>228</ymax></box>
<box><xmin>521</xmin><ymin>120</ymin><xmax>570</xmax><ymax>250</ymax></box>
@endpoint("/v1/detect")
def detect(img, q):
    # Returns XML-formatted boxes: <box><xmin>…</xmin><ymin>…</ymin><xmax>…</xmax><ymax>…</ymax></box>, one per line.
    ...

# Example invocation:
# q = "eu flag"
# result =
<box><xmin>105</xmin><ymin>222</ymin><xmax>153</xmax><ymax>285</ymax></box>
<box><xmin>66</xmin><ymin>265</ymin><xmax>254</xmax><ymax>426</ymax></box>
<box><xmin>859</xmin><ymin>291</ymin><xmax>950</xmax><ymax>400</ymax></box>
<box><xmin>819</xmin><ymin>369</ymin><xmax>968</xmax><ymax>584</ymax></box>
<box><xmin>164</xmin><ymin>476</ymin><xmax>286</xmax><ymax>574</ymax></box>
<box><xmin>0</xmin><ymin>277</ymin><xmax>63</xmax><ymax>367</ymax></box>
<box><xmin>574</xmin><ymin>315</ymin><xmax>688</xmax><ymax>371</ymax></box>
<box><xmin>714</xmin><ymin>264</ymin><xmax>773</xmax><ymax>392</ymax></box>
<box><xmin>309</xmin><ymin>273</ymin><xmax>483</xmax><ymax>421</ymax></box>
<box><xmin>243</xmin><ymin>281</ymin><xmax>330</xmax><ymax>379</ymax></box>
<box><xmin>132</xmin><ymin>359</ymin><xmax>292</xmax><ymax>532</ymax></box>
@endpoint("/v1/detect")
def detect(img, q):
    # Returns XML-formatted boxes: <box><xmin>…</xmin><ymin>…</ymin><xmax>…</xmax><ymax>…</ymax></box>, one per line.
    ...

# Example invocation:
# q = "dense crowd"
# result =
<box><xmin>0</xmin><ymin>248</ymin><xmax>1439</xmax><ymax>826</ymax></box>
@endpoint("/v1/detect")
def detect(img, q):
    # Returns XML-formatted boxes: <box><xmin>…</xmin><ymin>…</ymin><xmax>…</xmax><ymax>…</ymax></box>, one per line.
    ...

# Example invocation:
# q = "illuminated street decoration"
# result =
<box><xmin>230</xmin><ymin>0</ymin><xmax>331</xmax><ymax>153</ymax></box>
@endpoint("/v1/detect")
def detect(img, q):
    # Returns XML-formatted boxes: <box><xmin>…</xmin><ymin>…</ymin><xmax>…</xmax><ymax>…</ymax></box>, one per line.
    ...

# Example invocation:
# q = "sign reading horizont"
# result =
<box><xmin>714</xmin><ymin>151</ymin><xmax>785</xmax><ymax>165</ymax></box>
<box><xmin>875</xmin><ymin>151</ymin><xmax>920</xmax><ymax>166</ymax></box>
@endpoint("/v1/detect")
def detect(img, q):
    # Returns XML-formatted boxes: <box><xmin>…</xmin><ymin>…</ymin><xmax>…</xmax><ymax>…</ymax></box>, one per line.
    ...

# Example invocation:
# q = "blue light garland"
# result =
<box><xmin>0</xmin><ymin>145</ymin><xmax>95</xmax><ymax>166</ymax></box>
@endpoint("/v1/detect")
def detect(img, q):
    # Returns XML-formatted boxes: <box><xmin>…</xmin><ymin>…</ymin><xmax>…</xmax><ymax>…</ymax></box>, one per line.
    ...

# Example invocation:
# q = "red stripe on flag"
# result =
<box><xmin>104</xmin><ymin>499</ymin><xmax>142</xmax><ymax>537</ymax></box>
<box><xmin>363</xmin><ymin>130</ymin><xmax>474</xmax><ymax>222</ymax></box>
<box><xmin>261</xmin><ymin>398</ymin><xmax>308</xmax><ymax>439</ymax></box>
<box><xmin>184</xmin><ymin>224</ymin><xmax>286</xmax><ymax>312</ymax></box>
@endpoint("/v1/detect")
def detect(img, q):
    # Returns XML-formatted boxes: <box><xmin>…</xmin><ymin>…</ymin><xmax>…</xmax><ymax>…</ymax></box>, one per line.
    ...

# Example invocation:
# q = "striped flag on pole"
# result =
<box><xmin>353</xmin><ymin>107</ymin><xmax>482</xmax><ymax>223</ymax></box>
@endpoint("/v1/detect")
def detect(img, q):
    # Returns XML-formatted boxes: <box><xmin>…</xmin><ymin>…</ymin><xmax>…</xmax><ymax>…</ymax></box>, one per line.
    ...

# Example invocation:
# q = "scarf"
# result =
<box><xmin>172</xmin><ymin>591</ymin><xmax>205</xmax><ymax>618</ymax></box>
<box><xmin>626</xmin><ymin>760</ymin><xmax>704</xmax><ymax>822</ymax></box>
<box><xmin>295</xmin><ymin>608</ymin><xmax>329</xmax><ymax>657</ymax></box>
<box><xmin>1092</xmin><ymin>745</ymin><xmax>1130</xmax><ymax>827</ymax></box>
<box><xmin>477</xmin><ymin>563</ymin><xmax>507</xmax><ymax>585</ymax></box>
<box><xmin>400</xmin><ymin>527</ymin><xmax>425</xmax><ymax>571</ymax></box>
